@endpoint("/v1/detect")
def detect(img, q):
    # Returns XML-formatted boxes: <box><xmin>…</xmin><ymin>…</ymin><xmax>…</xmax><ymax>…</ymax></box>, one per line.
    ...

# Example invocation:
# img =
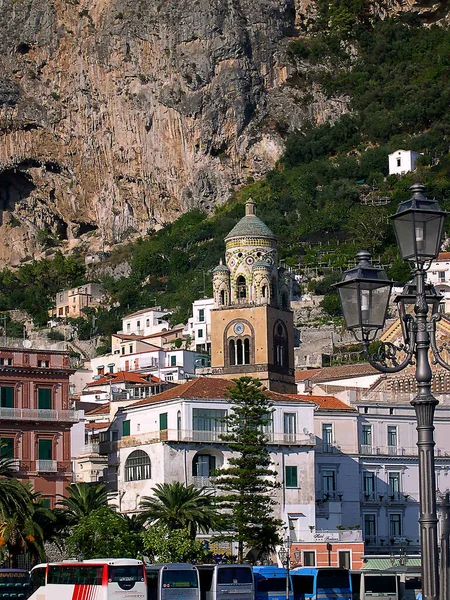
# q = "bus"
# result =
<box><xmin>29</xmin><ymin>558</ymin><xmax>146</xmax><ymax>600</ymax></box>
<box><xmin>197</xmin><ymin>565</ymin><xmax>254</xmax><ymax>600</ymax></box>
<box><xmin>252</xmin><ymin>566</ymin><xmax>293</xmax><ymax>600</ymax></box>
<box><xmin>291</xmin><ymin>567</ymin><xmax>352</xmax><ymax>600</ymax></box>
<box><xmin>145</xmin><ymin>564</ymin><xmax>199</xmax><ymax>600</ymax></box>
<box><xmin>351</xmin><ymin>571</ymin><xmax>398</xmax><ymax>600</ymax></box>
<box><xmin>0</xmin><ymin>569</ymin><xmax>30</xmax><ymax>600</ymax></box>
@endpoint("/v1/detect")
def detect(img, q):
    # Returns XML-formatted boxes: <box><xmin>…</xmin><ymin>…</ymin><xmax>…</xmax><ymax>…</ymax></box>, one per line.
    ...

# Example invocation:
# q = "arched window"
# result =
<box><xmin>236</xmin><ymin>339</ymin><xmax>243</xmax><ymax>364</ymax></box>
<box><xmin>193</xmin><ymin>454</ymin><xmax>216</xmax><ymax>477</ymax></box>
<box><xmin>274</xmin><ymin>323</ymin><xmax>288</xmax><ymax>368</ymax></box>
<box><xmin>281</xmin><ymin>292</ymin><xmax>289</xmax><ymax>309</ymax></box>
<box><xmin>236</xmin><ymin>275</ymin><xmax>247</xmax><ymax>299</ymax></box>
<box><xmin>125</xmin><ymin>450</ymin><xmax>151</xmax><ymax>482</ymax></box>
<box><xmin>261</xmin><ymin>285</ymin><xmax>267</xmax><ymax>298</ymax></box>
<box><xmin>220</xmin><ymin>289</ymin><xmax>225</xmax><ymax>305</ymax></box>
<box><xmin>229</xmin><ymin>340</ymin><xmax>236</xmax><ymax>365</ymax></box>
<box><xmin>271</xmin><ymin>278</ymin><xmax>277</xmax><ymax>304</ymax></box>
<box><xmin>244</xmin><ymin>338</ymin><xmax>250</xmax><ymax>364</ymax></box>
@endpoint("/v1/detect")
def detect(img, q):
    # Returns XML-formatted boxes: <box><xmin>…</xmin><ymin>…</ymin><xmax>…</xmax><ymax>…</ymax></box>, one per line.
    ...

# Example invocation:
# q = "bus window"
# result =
<box><xmin>47</xmin><ymin>566</ymin><xmax>103</xmax><ymax>585</ymax></box>
<box><xmin>162</xmin><ymin>570</ymin><xmax>198</xmax><ymax>589</ymax></box>
<box><xmin>364</xmin><ymin>575</ymin><xmax>397</xmax><ymax>594</ymax></box>
<box><xmin>109</xmin><ymin>566</ymin><xmax>143</xmax><ymax>590</ymax></box>
<box><xmin>217</xmin><ymin>567</ymin><xmax>253</xmax><ymax>585</ymax></box>
<box><xmin>291</xmin><ymin>575</ymin><xmax>314</xmax><ymax>595</ymax></box>
<box><xmin>146</xmin><ymin>570</ymin><xmax>159</xmax><ymax>600</ymax></box>
<box><xmin>30</xmin><ymin>567</ymin><xmax>46</xmax><ymax>593</ymax></box>
<box><xmin>256</xmin><ymin>579</ymin><xmax>292</xmax><ymax>593</ymax></box>
<box><xmin>317</xmin><ymin>570</ymin><xmax>351</xmax><ymax>590</ymax></box>
<box><xmin>0</xmin><ymin>570</ymin><xmax>31</xmax><ymax>599</ymax></box>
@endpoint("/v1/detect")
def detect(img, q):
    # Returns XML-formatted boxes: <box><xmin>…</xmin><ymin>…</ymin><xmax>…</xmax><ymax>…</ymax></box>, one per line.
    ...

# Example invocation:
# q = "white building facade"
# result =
<box><xmin>388</xmin><ymin>150</ymin><xmax>421</xmax><ymax>176</ymax></box>
<box><xmin>120</xmin><ymin>308</ymin><xmax>170</xmax><ymax>337</ymax></box>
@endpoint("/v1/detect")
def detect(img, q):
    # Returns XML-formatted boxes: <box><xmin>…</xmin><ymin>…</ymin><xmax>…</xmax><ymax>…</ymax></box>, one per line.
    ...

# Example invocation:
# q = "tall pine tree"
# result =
<box><xmin>214</xmin><ymin>377</ymin><xmax>282</xmax><ymax>562</ymax></box>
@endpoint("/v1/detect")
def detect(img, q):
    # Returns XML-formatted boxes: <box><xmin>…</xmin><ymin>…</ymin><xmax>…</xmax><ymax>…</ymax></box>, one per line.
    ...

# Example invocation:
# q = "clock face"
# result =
<box><xmin>234</xmin><ymin>322</ymin><xmax>245</xmax><ymax>335</ymax></box>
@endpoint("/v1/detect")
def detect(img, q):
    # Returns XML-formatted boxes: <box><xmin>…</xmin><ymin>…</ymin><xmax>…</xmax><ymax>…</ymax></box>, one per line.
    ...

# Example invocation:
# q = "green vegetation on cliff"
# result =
<box><xmin>3</xmin><ymin>10</ymin><xmax>450</xmax><ymax>328</ymax></box>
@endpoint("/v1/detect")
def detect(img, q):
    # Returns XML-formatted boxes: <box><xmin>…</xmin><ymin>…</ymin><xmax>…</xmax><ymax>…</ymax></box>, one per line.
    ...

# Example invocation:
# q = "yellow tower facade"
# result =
<box><xmin>210</xmin><ymin>200</ymin><xmax>296</xmax><ymax>394</ymax></box>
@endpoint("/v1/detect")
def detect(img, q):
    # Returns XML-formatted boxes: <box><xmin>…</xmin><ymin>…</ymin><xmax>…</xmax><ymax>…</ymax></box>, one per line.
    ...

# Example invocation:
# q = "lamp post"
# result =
<box><xmin>335</xmin><ymin>184</ymin><xmax>448</xmax><ymax>600</ymax></box>
<box><xmin>278</xmin><ymin>538</ymin><xmax>300</xmax><ymax>600</ymax></box>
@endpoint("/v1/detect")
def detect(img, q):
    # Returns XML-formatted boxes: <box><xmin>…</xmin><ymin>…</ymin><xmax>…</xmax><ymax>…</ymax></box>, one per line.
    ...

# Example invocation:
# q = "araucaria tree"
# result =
<box><xmin>214</xmin><ymin>377</ymin><xmax>282</xmax><ymax>562</ymax></box>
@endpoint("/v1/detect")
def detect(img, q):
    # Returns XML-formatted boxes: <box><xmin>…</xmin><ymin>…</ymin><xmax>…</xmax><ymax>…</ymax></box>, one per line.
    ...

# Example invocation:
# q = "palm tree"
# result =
<box><xmin>0</xmin><ymin>488</ymin><xmax>54</xmax><ymax>567</ymax></box>
<box><xmin>139</xmin><ymin>482</ymin><xmax>217</xmax><ymax>539</ymax></box>
<box><xmin>0</xmin><ymin>443</ymin><xmax>30</xmax><ymax>520</ymax></box>
<box><xmin>57</xmin><ymin>482</ymin><xmax>108</xmax><ymax>525</ymax></box>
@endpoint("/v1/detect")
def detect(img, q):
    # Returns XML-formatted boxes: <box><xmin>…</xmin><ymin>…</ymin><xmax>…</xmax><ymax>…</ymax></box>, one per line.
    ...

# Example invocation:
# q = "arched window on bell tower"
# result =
<box><xmin>220</xmin><ymin>289</ymin><xmax>225</xmax><ymax>305</ymax></box>
<box><xmin>236</xmin><ymin>275</ymin><xmax>247</xmax><ymax>299</ymax></box>
<box><xmin>228</xmin><ymin>337</ymin><xmax>251</xmax><ymax>366</ymax></box>
<box><xmin>274</xmin><ymin>322</ymin><xmax>288</xmax><ymax>368</ymax></box>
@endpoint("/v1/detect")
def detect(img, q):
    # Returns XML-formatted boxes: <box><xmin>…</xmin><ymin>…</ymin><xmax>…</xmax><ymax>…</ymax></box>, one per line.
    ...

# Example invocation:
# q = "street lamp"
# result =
<box><xmin>278</xmin><ymin>538</ymin><xmax>300</xmax><ymax>600</ymax></box>
<box><xmin>335</xmin><ymin>183</ymin><xmax>448</xmax><ymax>600</ymax></box>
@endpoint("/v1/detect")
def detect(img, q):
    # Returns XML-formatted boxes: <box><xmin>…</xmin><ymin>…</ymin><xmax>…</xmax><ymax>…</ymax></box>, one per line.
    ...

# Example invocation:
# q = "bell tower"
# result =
<box><xmin>210</xmin><ymin>200</ymin><xmax>296</xmax><ymax>394</ymax></box>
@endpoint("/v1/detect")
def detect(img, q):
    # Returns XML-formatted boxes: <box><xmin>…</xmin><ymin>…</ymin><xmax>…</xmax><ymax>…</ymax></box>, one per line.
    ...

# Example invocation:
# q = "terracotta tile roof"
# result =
<box><xmin>142</xmin><ymin>326</ymin><xmax>185</xmax><ymax>339</ymax></box>
<box><xmin>296</xmin><ymin>394</ymin><xmax>356</xmax><ymax>411</ymax></box>
<box><xmin>437</xmin><ymin>252</ymin><xmax>450</xmax><ymax>261</ymax></box>
<box><xmin>112</xmin><ymin>333</ymin><xmax>151</xmax><ymax>341</ymax></box>
<box><xmin>295</xmin><ymin>369</ymin><xmax>320</xmax><ymax>381</ymax></box>
<box><xmin>310</xmin><ymin>363</ymin><xmax>379</xmax><ymax>383</ymax></box>
<box><xmin>85</xmin><ymin>403</ymin><xmax>110</xmax><ymax>415</ymax></box>
<box><xmin>85</xmin><ymin>422</ymin><xmax>110</xmax><ymax>430</ymax></box>
<box><xmin>126</xmin><ymin>377</ymin><xmax>317</xmax><ymax>409</ymax></box>
<box><xmin>87</xmin><ymin>371</ymin><xmax>149</xmax><ymax>387</ymax></box>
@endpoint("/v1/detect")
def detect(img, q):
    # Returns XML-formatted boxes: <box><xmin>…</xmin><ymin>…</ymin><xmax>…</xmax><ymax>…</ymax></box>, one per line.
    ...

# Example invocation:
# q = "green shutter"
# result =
<box><xmin>209</xmin><ymin>455</ymin><xmax>216</xmax><ymax>475</ymax></box>
<box><xmin>38</xmin><ymin>439</ymin><xmax>53</xmax><ymax>460</ymax></box>
<box><xmin>38</xmin><ymin>388</ymin><xmax>52</xmax><ymax>409</ymax></box>
<box><xmin>0</xmin><ymin>386</ymin><xmax>14</xmax><ymax>408</ymax></box>
<box><xmin>171</xmin><ymin>356</ymin><xmax>176</xmax><ymax>366</ymax></box>
<box><xmin>123</xmin><ymin>420</ymin><xmax>130</xmax><ymax>437</ymax></box>
<box><xmin>286</xmin><ymin>466</ymin><xmax>298</xmax><ymax>488</ymax></box>
<box><xmin>159</xmin><ymin>413</ymin><xmax>168</xmax><ymax>430</ymax></box>
<box><xmin>0</xmin><ymin>438</ymin><xmax>14</xmax><ymax>458</ymax></box>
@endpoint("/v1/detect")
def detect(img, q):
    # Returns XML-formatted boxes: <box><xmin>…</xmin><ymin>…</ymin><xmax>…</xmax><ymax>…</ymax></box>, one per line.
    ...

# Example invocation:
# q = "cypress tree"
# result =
<box><xmin>214</xmin><ymin>377</ymin><xmax>282</xmax><ymax>562</ymax></box>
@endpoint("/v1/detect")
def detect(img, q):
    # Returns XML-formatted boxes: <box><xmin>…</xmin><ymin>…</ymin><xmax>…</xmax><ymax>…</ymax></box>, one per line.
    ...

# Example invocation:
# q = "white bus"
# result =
<box><xmin>145</xmin><ymin>564</ymin><xmax>199</xmax><ymax>600</ymax></box>
<box><xmin>351</xmin><ymin>571</ymin><xmax>398</xmax><ymax>600</ymax></box>
<box><xmin>29</xmin><ymin>559</ymin><xmax>146</xmax><ymax>600</ymax></box>
<box><xmin>197</xmin><ymin>565</ymin><xmax>254</xmax><ymax>600</ymax></box>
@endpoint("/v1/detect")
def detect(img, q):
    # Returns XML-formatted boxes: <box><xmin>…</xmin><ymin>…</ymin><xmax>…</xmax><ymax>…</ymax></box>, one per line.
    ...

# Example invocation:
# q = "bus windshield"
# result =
<box><xmin>47</xmin><ymin>566</ymin><xmax>103</xmax><ymax>585</ymax></box>
<box><xmin>317</xmin><ymin>570</ymin><xmax>351</xmax><ymax>590</ymax></box>
<box><xmin>109</xmin><ymin>566</ymin><xmax>143</xmax><ymax>590</ymax></box>
<box><xmin>364</xmin><ymin>576</ymin><xmax>397</xmax><ymax>593</ymax></box>
<box><xmin>256</xmin><ymin>579</ymin><xmax>291</xmax><ymax>592</ymax></box>
<box><xmin>217</xmin><ymin>568</ymin><xmax>252</xmax><ymax>585</ymax></box>
<box><xmin>162</xmin><ymin>570</ymin><xmax>198</xmax><ymax>589</ymax></box>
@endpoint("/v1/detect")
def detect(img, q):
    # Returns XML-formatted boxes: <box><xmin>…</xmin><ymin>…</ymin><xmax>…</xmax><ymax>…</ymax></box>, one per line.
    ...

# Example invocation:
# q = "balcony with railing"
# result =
<box><xmin>36</xmin><ymin>460</ymin><xmax>57</xmax><ymax>472</ymax></box>
<box><xmin>361</xmin><ymin>491</ymin><xmax>414</xmax><ymax>504</ymax></box>
<box><xmin>191</xmin><ymin>476</ymin><xmax>215</xmax><ymax>489</ymax></box>
<box><xmin>76</xmin><ymin>443</ymin><xmax>100</xmax><ymax>456</ymax></box>
<box><xmin>364</xmin><ymin>535</ymin><xmax>420</xmax><ymax>551</ymax></box>
<box><xmin>316</xmin><ymin>490</ymin><xmax>345</xmax><ymax>502</ymax></box>
<box><xmin>0</xmin><ymin>407</ymin><xmax>79</xmax><ymax>423</ymax></box>
<box><xmin>118</xmin><ymin>429</ymin><xmax>315</xmax><ymax>448</ymax></box>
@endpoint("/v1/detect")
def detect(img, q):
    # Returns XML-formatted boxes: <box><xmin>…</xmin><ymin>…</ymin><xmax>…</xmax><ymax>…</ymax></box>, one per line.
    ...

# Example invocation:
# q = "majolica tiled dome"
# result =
<box><xmin>213</xmin><ymin>260</ymin><xmax>230</xmax><ymax>272</ymax></box>
<box><xmin>224</xmin><ymin>199</ymin><xmax>275</xmax><ymax>241</ymax></box>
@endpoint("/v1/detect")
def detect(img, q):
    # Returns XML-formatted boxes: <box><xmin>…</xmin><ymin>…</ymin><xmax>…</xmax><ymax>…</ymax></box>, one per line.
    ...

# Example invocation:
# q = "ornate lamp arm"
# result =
<box><xmin>429</xmin><ymin>313</ymin><xmax>450</xmax><ymax>372</ymax></box>
<box><xmin>361</xmin><ymin>316</ymin><xmax>415</xmax><ymax>373</ymax></box>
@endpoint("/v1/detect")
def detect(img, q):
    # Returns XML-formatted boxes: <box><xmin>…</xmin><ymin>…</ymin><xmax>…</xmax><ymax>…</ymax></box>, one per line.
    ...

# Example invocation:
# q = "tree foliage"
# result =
<box><xmin>214</xmin><ymin>377</ymin><xmax>282</xmax><ymax>562</ymax></box>
<box><xmin>139</xmin><ymin>482</ymin><xmax>217</xmax><ymax>539</ymax></box>
<box><xmin>141</xmin><ymin>524</ymin><xmax>211</xmax><ymax>563</ymax></box>
<box><xmin>66</xmin><ymin>507</ymin><xmax>140</xmax><ymax>559</ymax></box>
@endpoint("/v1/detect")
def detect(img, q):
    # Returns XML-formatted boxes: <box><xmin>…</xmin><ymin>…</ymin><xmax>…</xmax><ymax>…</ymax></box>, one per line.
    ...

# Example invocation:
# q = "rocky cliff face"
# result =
<box><xmin>0</xmin><ymin>0</ymin><xmax>441</xmax><ymax>265</ymax></box>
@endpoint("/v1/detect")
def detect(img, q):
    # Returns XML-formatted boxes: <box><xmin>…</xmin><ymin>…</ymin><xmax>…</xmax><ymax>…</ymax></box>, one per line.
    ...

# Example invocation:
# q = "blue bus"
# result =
<box><xmin>253</xmin><ymin>566</ymin><xmax>293</xmax><ymax>600</ymax></box>
<box><xmin>291</xmin><ymin>568</ymin><xmax>352</xmax><ymax>600</ymax></box>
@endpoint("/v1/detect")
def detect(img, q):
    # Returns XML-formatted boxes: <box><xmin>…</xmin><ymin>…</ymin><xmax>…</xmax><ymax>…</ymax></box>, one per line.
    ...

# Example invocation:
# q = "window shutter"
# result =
<box><xmin>38</xmin><ymin>439</ymin><xmax>53</xmax><ymax>460</ymax></box>
<box><xmin>159</xmin><ymin>413</ymin><xmax>168</xmax><ymax>430</ymax></box>
<box><xmin>123</xmin><ymin>420</ymin><xmax>130</xmax><ymax>437</ymax></box>
<box><xmin>0</xmin><ymin>386</ymin><xmax>14</xmax><ymax>408</ymax></box>
<box><xmin>285</xmin><ymin>466</ymin><xmax>298</xmax><ymax>488</ymax></box>
<box><xmin>0</xmin><ymin>438</ymin><xmax>14</xmax><ymax>458</ymax></box>
<box><xmin>38</xmin><ymin>388</ymin><xmax>52</xmax><ymax>409</ymax></box>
